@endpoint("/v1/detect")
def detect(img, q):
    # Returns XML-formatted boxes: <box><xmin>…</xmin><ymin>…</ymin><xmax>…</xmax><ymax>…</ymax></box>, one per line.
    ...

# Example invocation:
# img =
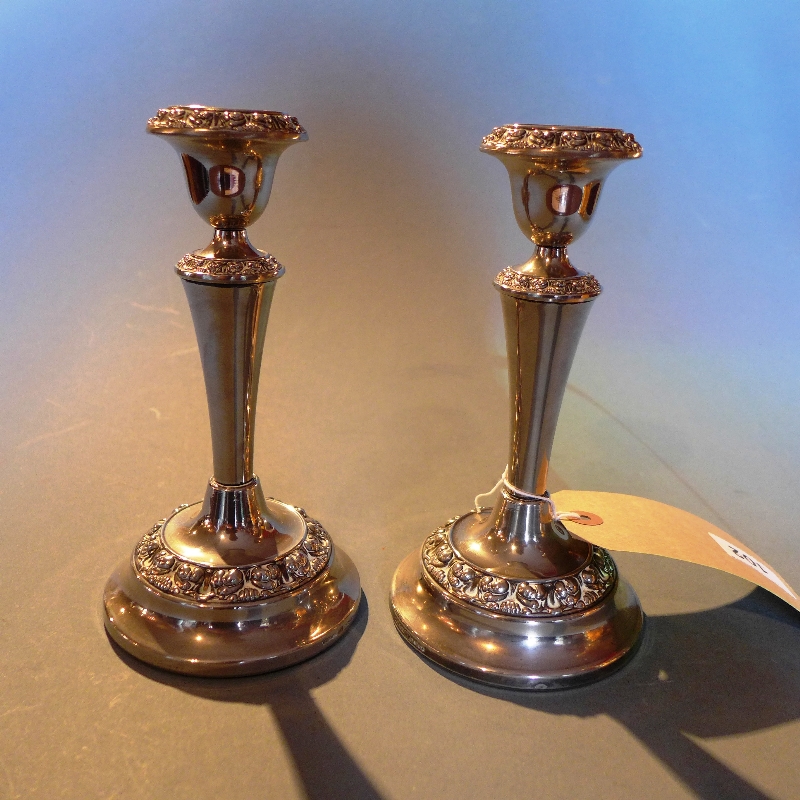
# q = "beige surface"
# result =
<box><xmin>1</xmin><ymin>3</ymin><xmax>800</xmax><ymax>799</ymax></box>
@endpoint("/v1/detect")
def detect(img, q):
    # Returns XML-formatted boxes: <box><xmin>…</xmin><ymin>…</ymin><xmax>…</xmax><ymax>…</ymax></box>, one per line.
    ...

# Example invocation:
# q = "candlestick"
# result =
<box><xmin>103</xmin><ymin>106</ymin><xmax>361</xmax><ymax>676</ymax></box>
<box><xmin>390</xmin><ymin>125</ymin><xmax>644</xmax><ymax>689</ymax></box>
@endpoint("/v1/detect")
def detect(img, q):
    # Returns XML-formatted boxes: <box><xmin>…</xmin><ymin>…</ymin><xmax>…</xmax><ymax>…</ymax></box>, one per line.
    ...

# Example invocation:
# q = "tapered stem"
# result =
<box><xmin>182</xmin><ymin>278</ymin><xmax>275</xmax><ymax>486</ymax></box>
<box><xmin>501</xmin><ymin>292</ymin><xmax>593</xmax><ymax>495</ymax></box>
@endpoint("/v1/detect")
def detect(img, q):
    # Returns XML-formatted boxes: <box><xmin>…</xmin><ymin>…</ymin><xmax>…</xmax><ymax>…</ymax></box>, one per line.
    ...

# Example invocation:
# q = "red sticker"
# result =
<box><xmin>566</xmin><ymin>510</ymin><xmax>604</xmax><ymax>526</ymax></box>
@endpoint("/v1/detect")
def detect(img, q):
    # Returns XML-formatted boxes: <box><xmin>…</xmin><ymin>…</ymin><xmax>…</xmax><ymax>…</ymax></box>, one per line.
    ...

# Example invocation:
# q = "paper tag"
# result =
<box><xmin>708</xmin><ymin>532</ymin><xmax>797</xmax><ymax>598</ymax></box>
<box><xmin>552</xmin><ymin>490</ymin><xmax>800</xmax><ymax>613</ymax></box>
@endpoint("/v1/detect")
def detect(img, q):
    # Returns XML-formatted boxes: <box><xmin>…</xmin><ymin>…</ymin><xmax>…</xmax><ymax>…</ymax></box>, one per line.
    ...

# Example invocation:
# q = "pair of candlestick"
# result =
<box><xmin>103</xmin><ymin>106</ymin><xmax>643</xmax><ymax>690</ymax></box>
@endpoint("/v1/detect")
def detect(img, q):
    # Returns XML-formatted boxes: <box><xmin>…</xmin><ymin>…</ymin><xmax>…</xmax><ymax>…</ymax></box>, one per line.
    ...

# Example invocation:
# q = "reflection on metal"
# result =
<box><xmin>390</xmin><ymin>124</ymin><xmax>644</xmax><ymax>689</ymax></box>
<box><xmin>103</xmin><ymin>106</ymin><xmax>360</xmax><ymax>676</ymax></box>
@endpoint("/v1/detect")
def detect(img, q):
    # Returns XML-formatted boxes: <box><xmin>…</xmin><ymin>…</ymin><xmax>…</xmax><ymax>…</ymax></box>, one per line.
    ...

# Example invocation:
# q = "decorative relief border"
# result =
<box><xmin>133</xmin><ymin>508</ymin><xmax>332</xmax><ymax>606</ymax></box>
<box><xmin>481</xmin><ymin>126</ymin><xmax>641</xmax><ymax>158</ymax></box>
<box><xmin>176</xmin><ymin>253</ymin><xmax>284</xmax><ymax>280</ymax></box>
<box><xmin>148</xmin><ymin>106</ymin><xmax>305</xmax><ymax>136</ymax></box>
<box><xmin>495</xmin><ymin>267</ymin><xmax>601</xmax><ymax>299</ymax></box>
<box><xmin>421</xmin><ymin>520</ymin><xmax>616</xmax><ymax>617</ymax></box>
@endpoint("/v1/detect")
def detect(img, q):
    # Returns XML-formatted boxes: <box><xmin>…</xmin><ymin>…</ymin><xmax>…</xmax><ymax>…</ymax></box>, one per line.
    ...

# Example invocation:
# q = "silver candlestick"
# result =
<box><xmin>390</xmin><ymin>125</ymin><xmax>644</xmax><ymax>689</ymax></box>
<box><xmin>103</xmin><ymin>106</ymin><xmax>361</xmax><ymax>676</ymax></box>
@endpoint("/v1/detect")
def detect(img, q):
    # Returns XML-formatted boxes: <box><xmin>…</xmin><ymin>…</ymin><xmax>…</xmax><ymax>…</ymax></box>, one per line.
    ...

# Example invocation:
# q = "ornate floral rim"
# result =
<box><xmin>148</xmin><ymin>106</ymin><xmax>307</xmax><ymax>139</ymax></box>
<box><xmin>481</xmin><ymin>125</ymin><xmax>641</xmax><ymax>158</ymax></box>
<box><xmin>421</xmin><ymin>518</ymin><xmax>616</xmax><ymax>617</ymax></box>
<box><xmin>176</xmin><ymin>253</ymin><xmax>285</xmax><ymax>283</ymax></box>
<box><xmin>133</xmin><ymin>506</ymin><xmax>332</xmax><ymax>606</ymax></box>
<box><xmin>494</xmin><ymin>267</ymin><xmax>601</xmax><ymax>300</ymax></box>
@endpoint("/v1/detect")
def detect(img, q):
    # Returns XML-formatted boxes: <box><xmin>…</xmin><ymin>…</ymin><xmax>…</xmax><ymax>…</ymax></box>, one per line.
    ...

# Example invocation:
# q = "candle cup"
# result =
<box><xmin>103</xmin><ymin>106</ymin><xmax>360</xmax><ymax>676</ymax></box>
<box><xmin>390</xmin><ymin>125</ymin><xmax>644</xmax><ymax>689</ymax></box>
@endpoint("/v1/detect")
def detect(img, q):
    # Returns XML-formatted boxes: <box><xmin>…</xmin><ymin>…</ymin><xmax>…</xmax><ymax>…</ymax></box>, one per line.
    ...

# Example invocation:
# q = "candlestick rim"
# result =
<box><xmin>147</xmin><ymin>105</ymin><xmax>308</xmax><ymax>141</ymax></box>
<box><xmin>481</xmin><ymin>124</ymin><xmax>641</xmax><ymax>159</ymax></box>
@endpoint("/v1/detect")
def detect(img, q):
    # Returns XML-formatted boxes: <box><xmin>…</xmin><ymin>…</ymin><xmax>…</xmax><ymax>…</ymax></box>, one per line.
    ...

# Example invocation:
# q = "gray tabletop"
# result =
<box><xmin>1</xmin><ymin>3</ymin><xmax>799</xmax><ymax>798</ymax></box>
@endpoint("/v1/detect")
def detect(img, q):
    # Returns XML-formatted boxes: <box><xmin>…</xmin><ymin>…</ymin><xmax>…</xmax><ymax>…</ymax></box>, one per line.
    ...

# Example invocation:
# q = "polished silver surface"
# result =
<box><xmin>148</xmin><ymin>105</ymin><xmax>307</xmax><ymax>231</ymax></box>
<box><xmin>390</xmin><ymin>124</ymin><xmax>643</xmax><ymax>689</ymax></box>
<box><xmin>103</xmin><ymin>106</ymin><xmax>360</xmax><ymax>675</ymax></box>
<box><xmin>392</xmin><ymin>551</ymin><xmax>643</xmax><ymax>689</ymax></box>
<box><xmin>105</xmin><ymin>542</ymin><xmax>360</xmax><ymax>677</ymax></box>
<box><xmin>480</xmin><ymin>124</ymin><xmax>641</xmax><ymax>251</ymax></box>
<box><xmin>449</xmin><ymin>503</ymin><xmax>592</xmax><ymax>580</ymax></box>
<box><xmin>422</xmin><ymin>513</ymin><xmax>617</xmax><ymax>614</ymax></box>
<box><xmin>183</xmin><ymin>279</ymin><xmax>274</xmax><ymax>485</ymax></box>
<box><xmin>162</xmin><ymin>484</ymin><xmax>305</xmax><ymax>567</ymax></box>
<box><xmin>502</xmin><ymin>294</ymin><xmax>592</xmax><ymax>497</ymax></box>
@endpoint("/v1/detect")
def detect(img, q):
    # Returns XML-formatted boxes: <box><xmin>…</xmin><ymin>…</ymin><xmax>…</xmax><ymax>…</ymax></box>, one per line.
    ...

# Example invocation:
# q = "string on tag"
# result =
<box><xmin>473</xmin><ymin>467</ymin><xmax>581</xmax><ymax>522</ymax></box>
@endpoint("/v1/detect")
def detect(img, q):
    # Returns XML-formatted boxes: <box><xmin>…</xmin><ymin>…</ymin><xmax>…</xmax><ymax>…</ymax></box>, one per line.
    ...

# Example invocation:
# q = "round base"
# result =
<box><xmin>390</xmin><ymin>550</ymin><xmax>643</xmax><ymax>690</ymax></box>
<box><xmin>104</xmin><ymin>544</ymin><xmax>360</xmax><ymax>677</ymax></box>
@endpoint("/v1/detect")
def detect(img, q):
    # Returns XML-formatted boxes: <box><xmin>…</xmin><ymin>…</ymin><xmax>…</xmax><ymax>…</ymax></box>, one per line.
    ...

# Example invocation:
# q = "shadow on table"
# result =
<box><xmin>423</xmin><ymin>587</ymin><xmax>800</xmax><ymax>800</ymax></box>
<box><xmin>109</xmin><ymin>586</ymin><xmax>799</xmax><ymax>799</ymax></box>
<box><xmin>109</xmin><ymin>592</ymin><xmax>384</xmax><ymax>800</ymax></box>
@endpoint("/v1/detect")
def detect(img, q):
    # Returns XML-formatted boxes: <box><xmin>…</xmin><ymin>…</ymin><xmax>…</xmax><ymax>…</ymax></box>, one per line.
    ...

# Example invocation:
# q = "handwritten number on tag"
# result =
<box><xmin>709</xmin><ymin>532</ymin><xmax>797</xmax><ymax>598</ymax></box>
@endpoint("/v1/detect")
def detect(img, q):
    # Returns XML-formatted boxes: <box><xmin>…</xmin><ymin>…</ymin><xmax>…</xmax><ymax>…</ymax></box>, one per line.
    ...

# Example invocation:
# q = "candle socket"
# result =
<box><xmin>390</xmin><ymin>125</ymin><xmax>644</xmax><ymax>689</ymax></box>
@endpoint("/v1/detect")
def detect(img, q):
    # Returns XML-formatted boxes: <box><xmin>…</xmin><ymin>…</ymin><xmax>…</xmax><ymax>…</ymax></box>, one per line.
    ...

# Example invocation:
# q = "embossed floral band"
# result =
<box><xmin>481</xmin><ymin>124</ymin><xmax>641</xmax><ymax>158</ymax></box>
<box><xmin>147</xmin><ymin>105</ymin><xmax>307</xmax><ymax>138</ymax></box>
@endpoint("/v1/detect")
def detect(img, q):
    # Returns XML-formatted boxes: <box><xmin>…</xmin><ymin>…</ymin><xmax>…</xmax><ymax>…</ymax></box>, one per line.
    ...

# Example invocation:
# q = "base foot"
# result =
<box><xmin>390</xmin><ymin>548</ymin><xmax>643</xmax><ymax>690</ymax></box>
<box><xmin>103</xmin><ymin>506</ymin><xmax>360</xmax><ymax>677</ymax></box>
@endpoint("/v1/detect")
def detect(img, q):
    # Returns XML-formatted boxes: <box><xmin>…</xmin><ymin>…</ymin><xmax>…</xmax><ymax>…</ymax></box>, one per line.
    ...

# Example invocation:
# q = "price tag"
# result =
<box><xmin>553</xmin><ymin>490</ymin><xmax>800</xmax><ymax>613</ymax></box>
